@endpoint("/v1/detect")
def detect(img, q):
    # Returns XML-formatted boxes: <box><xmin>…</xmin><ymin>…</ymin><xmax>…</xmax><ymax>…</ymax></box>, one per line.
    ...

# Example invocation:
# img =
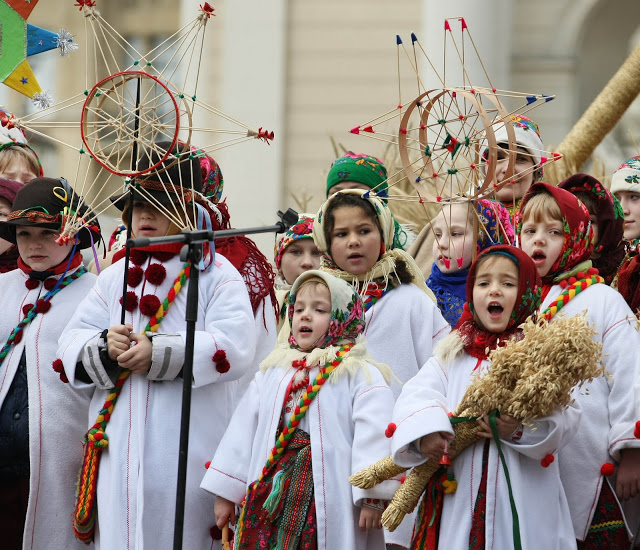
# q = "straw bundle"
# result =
<box><xmin>350</xmin><ymin>313</ymin><xmax>604</xmax><ymax>531</ymax></box>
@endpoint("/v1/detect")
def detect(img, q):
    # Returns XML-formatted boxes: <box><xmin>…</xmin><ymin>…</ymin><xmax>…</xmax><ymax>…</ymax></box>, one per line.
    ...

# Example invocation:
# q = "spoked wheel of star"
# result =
<box><xmin>81</xmin><ymin>70</ymin><xmax>192</xmax><ymax>177</ymax></box>
<box><xmin>397</xmin><ymin>87</ymin><xmax>517</xmax><ymax>204</ymax></box>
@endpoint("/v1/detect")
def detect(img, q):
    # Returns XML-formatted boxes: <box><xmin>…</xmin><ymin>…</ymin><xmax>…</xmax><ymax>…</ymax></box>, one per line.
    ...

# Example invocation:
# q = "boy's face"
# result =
<box><xmin>472</xmin><ymin>256</ymin><xmax>519</xmax><ymax>333</ymax></box>
<box><xmin>431</xmin><ymin>203</ymin><xmax>475</xmax><ymax>273</ymax></box>
<box><xmin>0</xmin><ymin>158</ymin><xmax>38</xmax><ymax>184</ymax></box>
<box><xmin>132</xmin><ymin>201</ymin><xmax>172</xmax><ymax>238</ymax></box>
<box><xmin>280</xmin><ymin>239</ymin><xmax>322</xmax><ymax>286</ymax></box>
<box><xmin>292</xmin><ymin>284</ymin><xmax>331</xmax><ymax>349</ymax></box>
<box><xmin>614</xmin><ymin>190</ymin><xmax>640</xmax><ymax>241</ymax></box>
<box><xmin>520</xmin><ymin>214</ymin><xmax>565</xmax><ymax>277</ymax></box>
<box><xmin>16</xmin><ymin>226</ymin><xmax>74</xmax><ymax>271</ymax></box>
<box><xmin>494</xmin><ymin>146</ymin><xmax>535</xmax><ymax>204</ymax></box>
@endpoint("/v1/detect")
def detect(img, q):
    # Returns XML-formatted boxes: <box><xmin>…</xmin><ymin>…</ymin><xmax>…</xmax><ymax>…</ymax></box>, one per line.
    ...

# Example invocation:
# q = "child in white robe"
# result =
<box><xmin>391</xmin><ymin>244</ymin><xmax>580</xmax><ymax>550</ymax></box>
<box><xmin>202</xmin><ymin>270</ymin><xmax>397</xmax><ymax>550</ymax></box>
<box><xmin>0</xmin><ymin>177</ymin><xmax>100</xmax><ymax>550</ymax></box>
<box><xmin>57</xmin><ymin>143</ymin><xmax>256</xmax><ymax>550</ymax></box>
<box><xmin>519</xmin><ymin>182</ymin><xmax>640</xmax><ymax>548</ymax></box>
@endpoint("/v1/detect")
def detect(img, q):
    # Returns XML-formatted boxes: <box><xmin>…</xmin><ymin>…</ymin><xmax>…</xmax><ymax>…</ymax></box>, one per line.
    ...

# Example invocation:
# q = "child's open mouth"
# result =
<box><xmin>300</xmin><ymin>327</ymin><xmax>312</xmax><ymax>333</ymax></box>
<box><xmin>487</xmin><ymin>302</ymin><xmax>504</xmax><ymax>318</ymax></box>
<box><xmin>531</xmin><ymin>250</ymin><xmax>546</xmax><ymax>264</ymax></box>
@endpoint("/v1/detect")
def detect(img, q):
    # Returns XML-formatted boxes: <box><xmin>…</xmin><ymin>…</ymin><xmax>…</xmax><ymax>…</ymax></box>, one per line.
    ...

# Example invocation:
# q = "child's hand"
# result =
<box><xmin>419</xmin><ymin>431</ymin><xmax>454</xmax><ymax>461</ymax></box>
<box><xmin>117</xmin><ymin>332</ymin><xmax>152</xmax><ymax>374</ymax></box>
<box><xmin>616</xmin><ymin>448</ymin><xmax>640</xmax><ymax>501</ymax></box>
<box><xmin>214</xmin><ymin>496</ymin><xmax>237</xmax><ymax>529</ymax></box>
<box><xmin>359</xmin><ymin>506</ymin><xmax>382</xmax><ymax>532</ymax></box>
<box><xmin>107</xmin><ymin>324</ymin><xmax>133</xmax><ymax>360</ymax></box>
<box><xmin>477</xmin><ymin>414</ymin><xmax>521</xmax><ymax>440</ymax></box>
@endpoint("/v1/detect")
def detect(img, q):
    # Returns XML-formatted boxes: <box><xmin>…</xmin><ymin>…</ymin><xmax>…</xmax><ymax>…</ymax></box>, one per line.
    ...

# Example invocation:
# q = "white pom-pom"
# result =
<box><xmin>56</xmin><ymin>29</ymin><xmax>79</xmax><ymax>57</ymax></box>
<box><xmin>32</xmin><ymin>91</ymin><xmax>53</xmax><ymax>110</ymax></box>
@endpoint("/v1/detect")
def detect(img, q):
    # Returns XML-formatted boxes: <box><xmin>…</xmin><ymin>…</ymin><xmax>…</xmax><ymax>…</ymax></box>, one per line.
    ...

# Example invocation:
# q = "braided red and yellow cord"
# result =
<box><xmin>73</xmin><ymin>261</ymin><xmax>191</xmax><ymax>542</ymax></box>
<box><xmin>234</xmin><ymin>343</ymin><xmax>352</xmax><ymax>543</ymax></box>
<box><xmin>541</xmin><ymin>268</ymin><xmax>603</xmax><ymax>321</ymax></box>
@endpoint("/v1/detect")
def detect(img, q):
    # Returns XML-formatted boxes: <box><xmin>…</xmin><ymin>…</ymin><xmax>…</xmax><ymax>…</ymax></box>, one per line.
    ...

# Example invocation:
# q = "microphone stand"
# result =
<box><xmin>126</xmin><ymin>208</ymin><xmax>298</xmax><ymax>550</ymax></box>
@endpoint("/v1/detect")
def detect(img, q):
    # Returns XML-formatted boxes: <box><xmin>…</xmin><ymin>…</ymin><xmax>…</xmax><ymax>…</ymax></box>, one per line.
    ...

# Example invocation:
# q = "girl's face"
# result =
<box><xmin>614</xmin><ymin>190</ymin><xmax>640</xmax><ymax>241</ymax></box>
<box><xmin>280</xmin><ymin>239</ymin><xmax>322</xmax><ymax>285</ymax></box>
<box><xmin>472</xmin><ymin>256</ymin><xmax>519</xmax><ymax>333</ymax></box>
<box><xmin>131</xmin><ymin>201</ymin><xmax>171</xmax><ymax>238</ymax></box>
<box><xmin>519</xmin><ymin>214</ymin><xmax>565</xmax><ymax>277</ymax></box>
<box><xmin>329</xmin><ymin>205</ymin><xmax>382</xmax><ymax>275</ymax></box>
<box><xmin>494</xmin><ymin>146</ymin><xmax>535</xmax><ymax>204</ymax></box>
<box><xmin>431</xmin><ymin>203</ymin><xmax>476</xmax><ymax>273</ymax></box>
<box><xmin>0</xmin><ymin>158</ymin><xmax>39</xmax><ymax>185</ymax></box>
<box><xmin>16</xmin><ymin>226</ymin><xmax>74</xmax><ymax>271</ymax></box>
<box><xmin>292</xmin><ymin>284</ymin><xmax>331</xmax><ymax>349</ymax></box>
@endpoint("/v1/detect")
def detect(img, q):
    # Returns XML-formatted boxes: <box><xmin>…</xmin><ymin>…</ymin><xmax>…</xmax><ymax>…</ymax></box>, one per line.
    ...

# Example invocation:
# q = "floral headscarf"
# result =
<box><xmin>559</xmin><ymin>174</ymin><xmax>625</xmax><ymax>284</ymax></box>
<box><xmin>610</xmin><ymin>155</ymin><xmax>640</xmax><ymax>195</ymax></box>
<box><xmin>196</xmin><ymin>148</ymin><xmax>224</xmax><ymax>203</ymax></box>
<box><xmin>517</xmin><ymin>182</ymin><xmax>594</xmax><ymax>283</ymax></box>
<box><xmin>326</xmin><ymin>151</ymin><xmax>388</xmax><ymax>197</ymax></box>
<box><xmin>457</xmin><ymin>245</ymin><xmax>542</xmax><ymax>359</ymax></box>
<box><xmin>274</xmin><ymin>215</ymin><xmax>315</xmax><ymax>271</ymax></box>
<box><xmin>314</xmin><ymin>189</ymin><xmax>435</xmax><ymax>302</ymax></box>
<box><xmin>287</xmin><ymin>270</ymin><xmax>365</xmax><ymax>350</ymax></box>
<box><xmin>476</xmin><ymin>199</ymin><xmax>516</xmax><ymax>251</ymax></box>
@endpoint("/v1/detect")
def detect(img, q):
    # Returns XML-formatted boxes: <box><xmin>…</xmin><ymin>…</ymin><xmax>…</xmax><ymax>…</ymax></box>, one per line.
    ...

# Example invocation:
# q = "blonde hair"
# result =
<box><xmin>520</xmin><ymin>191</ymin><xmax>562</xmax><ymax>223</ymax></box>
<box><xmin>0</xmin><ymin>146</ymin><xmax>40</xmax><ymax>177</ymax></box>
<box><xmin>296</xmin><ymin>276</ymin><xmax>330</xmax><ymax>297</ymax></box>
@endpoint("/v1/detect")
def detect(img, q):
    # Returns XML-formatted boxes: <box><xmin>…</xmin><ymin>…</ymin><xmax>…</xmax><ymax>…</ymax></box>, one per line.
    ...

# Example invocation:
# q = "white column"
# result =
<box><xmin>181</xmin><ymin>0</ymin><xmax>287</xmax><ymax>255</ymax></box>
<box><xmin>419</xmin><ymin>1</ymin><xmax>512</xmax><ymax>91</ymax></box>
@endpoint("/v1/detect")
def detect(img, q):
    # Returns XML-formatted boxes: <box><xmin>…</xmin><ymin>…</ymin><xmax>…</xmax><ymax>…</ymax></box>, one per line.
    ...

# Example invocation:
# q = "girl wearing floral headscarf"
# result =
<box><xmin>427</xmin><ymin>198</ymin><xmax>515</xmax><ymax>326</ymax></box>
<box><xmin>392</xmin><ymin>245</ymin><xmax>579</xmax><ymax>549</ymax></box>
<box><xmin>558</xmin><ymin>174</ymin><xmax>625</xmax><ymax>285</ymax></box>
<box><xmin>203</xmin><ymin>270</ymin><xmax>397</xmax><ymax>550</ymax></box>
<box><xmin>518</xmin><ymin>182</ymin><xmax>640</xmax><ymax>548</ymax></box>
<box><xmin>273</xmin><ymin>214</ymin><xmax>321</xmax><ymax>332</ymax></box>
<box><xmin>315</xmin><ymin>189</ymin><xmax>449</xmax><ymax>550</ymax></box>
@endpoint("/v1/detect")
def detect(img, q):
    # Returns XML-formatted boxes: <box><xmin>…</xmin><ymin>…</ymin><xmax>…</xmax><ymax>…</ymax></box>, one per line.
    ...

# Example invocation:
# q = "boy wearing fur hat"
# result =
<box><xmin>58</xmin><ymin>142</ymin><xmax>256</xmax><ymax>550</ymax></box>
<box><xmin>0</xmin><ymin>177</ymin><xmax>100</xmax><ymax>550</ymax></box>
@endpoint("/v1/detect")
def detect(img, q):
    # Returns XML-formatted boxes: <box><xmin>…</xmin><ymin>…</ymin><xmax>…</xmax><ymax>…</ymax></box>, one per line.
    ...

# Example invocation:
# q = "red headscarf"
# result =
<box><xmin>558</xmin><ymin>174</ymin><xmax>625</xmax><ymax>285</ymax></box>
<box><xmin>517</xmin><ymin>182</ymin><xmax>594</xmax><ymax>284</ymax></box>
<box><xmin>456</xmin><ymin>245</ymin><xmax>542</xmax><ymax>360</ymax></box>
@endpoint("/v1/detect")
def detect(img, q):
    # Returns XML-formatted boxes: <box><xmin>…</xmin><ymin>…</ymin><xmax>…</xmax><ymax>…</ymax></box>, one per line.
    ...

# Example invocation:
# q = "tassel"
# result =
<box><xmin>56</xmin><ymin>29</ymin><xmax>79</xmax><ymax>56</ymax></box>
<box><xmin>262</xmin><ymin>467</ymin><xmax>291</xmax><ymax>517</ymax></box>
<box><xmin>32</xmin><ymin>91</ymin><xmax>53</xmax><ymax>109</ymax></box>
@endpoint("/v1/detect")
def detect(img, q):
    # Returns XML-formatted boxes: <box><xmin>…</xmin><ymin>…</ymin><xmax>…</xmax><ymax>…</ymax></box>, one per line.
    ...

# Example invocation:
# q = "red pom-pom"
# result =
<box><xmin>52</xmin><ymin>359</ymin><xmax>64</xmax><ymax>373</ymax></box>
<box><xmin>127</xmin><ymin>266</ymin><xmax>144</xmax><ymax>288</ymax></box>
<box><xmin>139</xmin><ymin>294</ymin><xmax>161</xmax><ymax>317</ymax></box>
<box><xmin>44</xmin><ymin>278</ymin><xmax>58</xmax><ymax>291</ymax></box>
<box><xmin>559</xmin><ymin>280</ymin><xmax>569</xmax><ymax>289</ymax></box>
<box><xmin>13</xmin><ymin>330</ymin><xmax>23</xmax><ymax>344</ymax></box>
<box><xmin>25</xmin><ymin>278</ymin><xmax>39</xmax><ymax>290</ymax></box>
<box><xmin>601</xmin><ymin>462</ymin><xmax>615</xmax><ymax>476</ymax></box>
<box><xmin>213</xmin><ymin>350</ymin><xmax>227</xmax><ymax>362</ymax></box>
<box><xmin>35</xmin><ymin>299</ymin><xmax>51</xmax><ymax>314</ymax></box>
<box><xmin>400</xmin><ymin>476</ymin><xmax>406</xmax><ymax>484</ymax></box>
<box><xmin>129</xmin><ymin>250</ymin><xmax>149</xmax><ymax>266</ymax></box>
<box><xmin>119</xmin><ymin>291</ymin><xmax>139</xmax><ymax>312</ymax></box>
<box><xmin>59</xmin><ymin>372</ymin><xmax>69</xmax><ymax>383</ymax></box>
<box><xmin>205</xmin><ymin>460</ymin><xmax>211</xmax><ymax>469</ymax></box>
<box><xmin>22</xmin><ymin>304</ymin><xmax>34</xmax><ymax>316</ymax></box>
<box><xmin>215</xmin><ymin>359</ymin><xmax>231</xmax><ymax>374</ymax></box>
<box><xmin>540</xmin><ymin>453</ymin><xmax>555</xmax><ymax>468</ymax></box>
<box><xmin>210</xmin><ymin>525</ymin><xmax>222</xmax><ymax>540</ymax></box>
<box><xmin>635</xmin><ymin>427</ymin><xmax>640</xmax><ymax>439</ymax></box>
<box><xmin>145</xmin><ymin>263</ymin><xmax>167</xmax><ymax>286</ymax></box>
<box><xmin>385</xmin><ymin>422</ymin><xmax>397</xmax><ymax>438</ymax></box>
